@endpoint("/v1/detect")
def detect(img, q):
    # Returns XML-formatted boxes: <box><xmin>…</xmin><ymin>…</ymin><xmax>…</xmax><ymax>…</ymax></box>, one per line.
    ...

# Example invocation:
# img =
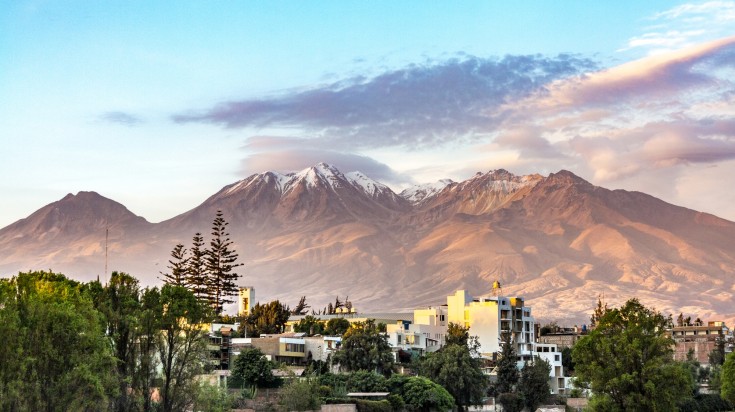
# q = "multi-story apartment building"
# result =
<box><xmin>386</xmin><ymin>286</ymin><xmax>569</xmax><ymax>394</ymax></box>
<box><xmin>446</xmin><ymin>290</ymin><xmax>535</xmax><ymax>360</ymax></box>
<box><xmin>669</xmin><ymin>321</ymin><xmax>733</xmax><ymax>364</ymax></box>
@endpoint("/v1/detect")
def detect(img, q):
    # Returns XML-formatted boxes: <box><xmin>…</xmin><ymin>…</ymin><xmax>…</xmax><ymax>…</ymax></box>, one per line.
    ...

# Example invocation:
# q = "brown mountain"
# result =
<box><xmin>2</xmin><ymin>166</ymin><xmax>734</xmax><ymax>324</ymax></box>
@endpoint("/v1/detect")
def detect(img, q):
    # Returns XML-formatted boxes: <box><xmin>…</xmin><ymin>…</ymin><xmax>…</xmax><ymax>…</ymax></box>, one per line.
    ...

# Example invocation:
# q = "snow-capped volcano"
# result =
<box><xmin>4</xmin><ymin>165</ymin><xmax>735</xmax><ymax>324</ymax></box>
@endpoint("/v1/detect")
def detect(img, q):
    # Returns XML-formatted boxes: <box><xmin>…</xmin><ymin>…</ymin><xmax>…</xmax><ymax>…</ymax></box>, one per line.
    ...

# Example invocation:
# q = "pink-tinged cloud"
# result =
<box><xmin>524</xmin><ymin>35</ymin><xmax>735</xmax><ymax>111</ymax></box>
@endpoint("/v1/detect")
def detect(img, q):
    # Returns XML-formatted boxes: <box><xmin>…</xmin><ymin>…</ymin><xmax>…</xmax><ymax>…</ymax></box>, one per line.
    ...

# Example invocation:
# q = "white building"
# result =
<box><xmin>386</xmin><ymin>306</ymin><xmax>447</xmax><ymax>355</ymax></box>
<box><xmin>388</xmin><ymin>286</ymin><xmax>571</xmax><ymax>394</ymax></box>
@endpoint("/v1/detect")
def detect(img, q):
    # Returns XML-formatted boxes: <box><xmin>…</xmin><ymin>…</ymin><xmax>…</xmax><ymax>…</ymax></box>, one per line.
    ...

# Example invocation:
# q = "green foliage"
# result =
<box><xmin>401</xmin><ymin>376</ymin><xmax>455</xmax><ymax>411</ymax></box>
<box><xmin>445</xmin><ymin>322</ymin><xmax>470</xmax><ymax>346</ymax></box>
<box><xmin>244</xmin><ymin>300</ymin><xmax>291</xmax><ymax>337</ymax></box>
<box><xmin>519</xmin><ymin>357</ymin><xmax>551</xmax><ymax>411</ymax></box>
<box><xmin>231</xmin><ymin>347</ymin><xmax>281</xmax><ymax>388</ymax></box>
<box><xmin>332</xmin><ymin>319</ymin><xmax>395</xmax><ymax>376</ymax></box>
<box><xmin>346</xmin><ymin>371</ymin><xmax>388</xmax><ymax>392</ymax></box>
<box><xmin>419</xmin><ymin>342</ymin><xmax>486</xmax><ymax>409</ymax></box>
<box><xmin>158</xmin><ymin>285</ymin><xmax>212</xmax><ymax>412</ymax></box>
<box><xmin>325</xmin><ymin>317</ymin><xmax>351</xmax><ymax>336</ymax></box>
<box><xmin>710</xmin><ymin>337</ymin><xmax>726</xmax><ymax>366</ymax></box>
<box><xmin>355</xmin><ymin>399</ymin><xmax>392</xmax><ymax>412</ymax></box>
<box><xmin>192</xmin><ymin>381</ymin><xmax>234</xmax><ymax>412</ymax></box>
<box><xmin>205</xmin><ymin>210</ymin><xmax>243</xmax><ymax>315</ymax></box>
<box><xmin>721</xmin><ymin>351</ymin><xmax>735</xmax><ymax>404</ymax></box>
<box><xmin>561</xmin><ymin>346</ymin><xmax>575</xmax><ymax>375</ymax></box>
<box><xmin>161</xmin><ymin>243</ymin><xmax>190</xmax><ymax>287</ymax></box>
<box><xmin>497</xmin><ymin>392</ymin><xmax>524</xmax><ymax>412</ymax></box>
<box><xmin>495</xmin><ymin>331</ymin><xmax>519</xmax><ymax>394</ymax></box>
<box><xmin>279</xmin><ymin>379</ymin><xmax>322</xmax><ymax>411</ymax></box>
<box><xmin>0</xmin><ymin>271</ymin><xmax>118</xmax><ymax>411</ymax></box>
<box><xmin>573</xmin><ymin>298</ymin><xmax>693</xmax><ymax>411</ymax></box>
<box><xmin>294</xmin><ymin>314</ymin><xmax>325</xmax><ymax>335</ymax></box>
<box><xmin>678</xmin><ymin>393</ymin><xmax>733</xmax><ymax>412</ymax></box>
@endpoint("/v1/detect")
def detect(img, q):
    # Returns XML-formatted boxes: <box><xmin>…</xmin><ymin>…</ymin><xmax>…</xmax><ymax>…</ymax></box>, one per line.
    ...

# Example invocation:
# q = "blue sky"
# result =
<box><xmin>2</xmin><ymin>1</ymin><xmax>735</xmax><ymax>227</ymax></box>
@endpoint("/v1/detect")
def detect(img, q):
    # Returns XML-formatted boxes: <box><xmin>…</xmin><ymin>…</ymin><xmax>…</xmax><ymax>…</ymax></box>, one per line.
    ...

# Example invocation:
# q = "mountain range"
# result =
<box><xmin>2</xmin><ymin>163</ymin><xmax>735</xmax><ymax>324</ymax></box>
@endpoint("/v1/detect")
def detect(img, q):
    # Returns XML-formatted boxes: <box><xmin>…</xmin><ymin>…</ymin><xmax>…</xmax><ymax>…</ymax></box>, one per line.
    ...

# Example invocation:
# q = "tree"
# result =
<box><xmin>519</xmin><ymin>357</ymin><xmax>551</xmax><ymax>411</ymax></box>
<box><xmin>291</xmin><ymin>296</ymin><xmax>310</xmax><ymax>315</ymax></box>
<box><xmin>135</xmin><ymin>287</ymin><xmax>162</xmax><ymax>412</ymax></box>
<box><xmin>158</xmin><ymin>285</ymin><xmax>211</xmax><ymax>412</ymax></box>
<box><xmin>445</xmin><ymin>322</ymin><xmax>470</xmax><ymax>346</ymax></box>
<box><xmin>244</xmin><ymin>300</ymin><xmax>290</xmax><ymax>337</ymax></box>
<box><xmin>0</xmin><ymin>271</ymin><xmax>118</xmax><ymax>411</ymax></box>
<box><xmin>401</xmin><ymin>376</ymin><xmax>455</xmax><ymax>412</ymax></box>
<box><xmin>231</xmin><ymin>347</ymin><xmax>280</xmax><ymax>388</ymax></box>
<box><xmin>100</xmin><ymin>271</ymin><xmax>142</xmax><ymax>412</ymax></box>
<box><xmin>294</xmin><ymin>315</ymin><xmax>325</xmax><ymax>336</ymax></box>
<box><xmin>419</xmin><ymin>343</ymin><xmax>486</xmax><ymax>411</ymax></box>
<box><xmin>205</xmin><ymin>210</ymin><xmax>243</xmax><ymax>315</ymax></box>
<box><xmin>590</xmin><ymin>295</ymin><xmax>609</xmax><ymax>328</ymax></box>
<box><xmin>279</xmin><ymin>379</ymin><xmax>322</xmax><ymax>411</ymax></box>
<box><xmin>573</xmin><ymin>298</ymin><xmax>693</xmax><ymax>411</ymax></box>
<box><xmin>333</xmin><ymin>319</ymin><xmax>394</xmax><ymax>376</ymax></box>
<box><xmin>188</xmin><ymin>232</ymin><xmax>209</xmax><ymax>301</ymax></box>
<box><xmin>709</xmin><ymin>336</ymin><xmax>726</xmax><ymax>366</ymax></box>
<box><xmin>324</xmin><ymin>317</ymin><xmax>351</xmax><ymax>336</ymax></box>
<box><xmin>721</xmin><ymin>352</ymin><xmax>735</xmax><ymax>404</ymax></box>
<box><xmin>161</xmin><ymin>243</ymin><xmax>189</xmax><ymax>286</ymax></box>
<box><xmin>495</xmin><ymin>332</ymin><xmax>519</xmax><ymax>394</ymax></box>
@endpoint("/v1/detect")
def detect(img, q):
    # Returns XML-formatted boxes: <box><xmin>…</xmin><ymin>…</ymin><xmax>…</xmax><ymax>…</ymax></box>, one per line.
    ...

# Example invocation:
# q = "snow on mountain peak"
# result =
<box><xmin>345</xmin><ymin>171</ymin><xmax>391</xmax><ymax>197</ymax></box>
<box><xmin>400</xmin><ymin>179</ymin><xmax>454</xmax><ymax>204</ymax></box>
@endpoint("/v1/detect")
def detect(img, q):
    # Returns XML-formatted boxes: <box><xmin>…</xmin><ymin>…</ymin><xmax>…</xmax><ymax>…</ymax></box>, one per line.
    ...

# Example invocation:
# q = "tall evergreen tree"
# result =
<box><xmin>161</xmin><ymin>243</ymin><xmax>189</xmax><ymax>286</ymax></box>
<box><xmin>205</xmin><ymin>210</ymin><xmax>243</xmax><ymax>315</ymax></box>
<box><xmin>187</xmin><ymin>232</ymin><xmax>209</xmax><ymax>302</ymax></box>
<box><xmin>496</xmin><ymin>332</ymin><xmax>519</xmax><ymax>394</ymax></box>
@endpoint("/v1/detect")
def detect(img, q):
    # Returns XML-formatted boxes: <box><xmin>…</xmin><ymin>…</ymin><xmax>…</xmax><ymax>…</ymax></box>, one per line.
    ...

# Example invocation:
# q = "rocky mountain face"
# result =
<box><xmin>2</xmin><ymin>164</ymin><xmax>735</xmax><ymax>324</ymax></box>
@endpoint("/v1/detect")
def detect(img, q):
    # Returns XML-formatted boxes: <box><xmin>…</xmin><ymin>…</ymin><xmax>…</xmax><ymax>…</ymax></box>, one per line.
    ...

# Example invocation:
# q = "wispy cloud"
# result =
<box><xmin>99</xmin><ymin>111</ymin><xmax>144</xmax><ymax>126</ymax></box>
<box><xmin>621</xmin><ymin>1</ymin><xmax>735</xmax><ymax>54</ymax></box>
<box><xmin>173</xmin><ymin>54</ymin><xmax>595</xmax><ymax>150</ymax></box>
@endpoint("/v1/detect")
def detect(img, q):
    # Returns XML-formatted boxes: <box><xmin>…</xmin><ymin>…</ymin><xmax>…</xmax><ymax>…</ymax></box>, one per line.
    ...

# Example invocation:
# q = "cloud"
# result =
<box><xmin>99</xmin><ymin>111</ymin><xmax>144</xmax><ymax>126</ymax></box>
<box><xmin>621</xmin><ymin>1</ymin><xmax>735</xmax><ymax>54</ymax></box>
<box><xmin>173</xmin><ymin>54</ymin><xmax>595</xmax><ymax>149</ymax></box>
<box><xmin>240</xmin><ymin>136</ymin><xmax>412</xmax><ymax>185</ymax></box>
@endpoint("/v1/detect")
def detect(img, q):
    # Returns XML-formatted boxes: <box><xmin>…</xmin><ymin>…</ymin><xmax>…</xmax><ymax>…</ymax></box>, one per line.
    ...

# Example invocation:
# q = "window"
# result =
<box><xmin>285</xmin><ymin>343</ymin><xmax>305</xmax><ymax>353</ymax></box>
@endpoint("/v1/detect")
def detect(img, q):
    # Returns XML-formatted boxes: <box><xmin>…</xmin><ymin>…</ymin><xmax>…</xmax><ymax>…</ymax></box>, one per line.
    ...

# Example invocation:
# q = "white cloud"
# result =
<box><xmin>622</xmin><ymin>1</ymin><xmax>735</xmax><ymax>54</ymax></box>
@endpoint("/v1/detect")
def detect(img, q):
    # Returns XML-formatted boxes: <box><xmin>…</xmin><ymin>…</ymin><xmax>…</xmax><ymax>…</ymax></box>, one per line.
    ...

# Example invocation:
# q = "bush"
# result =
<box><xmin>678</xmin><ymin>393</ymin><xmax>732</xmax><ymax>412</ymax></box>
<box><xmin>191</xmin><ymin>382</ymin><xmax>233</xmax><ymax>412</ymax></box>
<box><xmin>279</xmin><ymin>379</ymin><xmax>322</xmax><ymax>411</ymax></box>
<box><xmin>355</xmin><ymin>399</ymin><xmax>392</xmax><ymax>412</ymax></box>
<box><xmin>347</xmin><ymin>371</ymin><xmax>388</xmax><ymax>392</ymax></box>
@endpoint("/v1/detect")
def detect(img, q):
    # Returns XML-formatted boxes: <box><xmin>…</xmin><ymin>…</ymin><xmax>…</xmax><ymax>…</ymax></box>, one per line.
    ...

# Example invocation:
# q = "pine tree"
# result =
<box><xmin>496</xmin><ymin>332</ymin><xmax>519</xmax><ymax>394</ymax></box>
<box><xmin>161</xmin><ymin>243</ymin><xmax>189</xmax><ymax>286</ymax></box>
<box><xmin>187</xmin><ymin>232</ymin><xmax>209</xmax><ymax>302</ymax></box>
<box><xmin>205</xmin><ymin>210</ymin><xmax>243</xmax><ymax>315</ymax></box>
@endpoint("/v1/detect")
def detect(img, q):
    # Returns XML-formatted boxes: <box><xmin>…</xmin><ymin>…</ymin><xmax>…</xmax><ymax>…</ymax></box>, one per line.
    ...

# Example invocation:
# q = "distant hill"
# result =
<box><xmin>2</xmin><ymin>164</ymin><xmax>735</xmax><ymax>324</ymax></box>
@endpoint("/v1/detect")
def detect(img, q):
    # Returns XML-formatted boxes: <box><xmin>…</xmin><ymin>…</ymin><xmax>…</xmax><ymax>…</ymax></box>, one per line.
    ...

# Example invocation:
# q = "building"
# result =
<box><xmin>535</xmin><ymin>343</ymin><xmax>572</xmax><ymax>395</ymax></box>
<box><xmin>669</xmin><ymin>321</ymin><xmax>733</xmax><ymax>364</ymax></box>
<box><xmin>537</xmin><ymin>326</ymin><xmax>585</xmax><ymax>349</ymax></box>
<box><xmin>389</xmin><ymin>286</ymin><xmax>570</xmax><ymax>394</ymax></box>
<box><xmin>232</xmin><ymin>333</ymin><xmax>343</xmax><ymax>366</ymax></box>
<box><xmin>238</xmin><ymin>286</ymin><xmax>255</xmax><ymax>317</ymax></box>
<box><xmin>386</xmin><ymin>306</ymin><xmax>447</xmax><ymax>356</ymax></box>
<box><xmin>446</xmin><ymin>290</ymin><xmax>535</xmax><ymax>360</ymax></box>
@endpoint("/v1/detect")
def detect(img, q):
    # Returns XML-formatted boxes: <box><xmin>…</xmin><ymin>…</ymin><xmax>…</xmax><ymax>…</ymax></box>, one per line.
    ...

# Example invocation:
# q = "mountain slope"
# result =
<box><xmin>2</xmin><ymin>166</ymin><xmax>735</xmax><ymax>324</ymax></box>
